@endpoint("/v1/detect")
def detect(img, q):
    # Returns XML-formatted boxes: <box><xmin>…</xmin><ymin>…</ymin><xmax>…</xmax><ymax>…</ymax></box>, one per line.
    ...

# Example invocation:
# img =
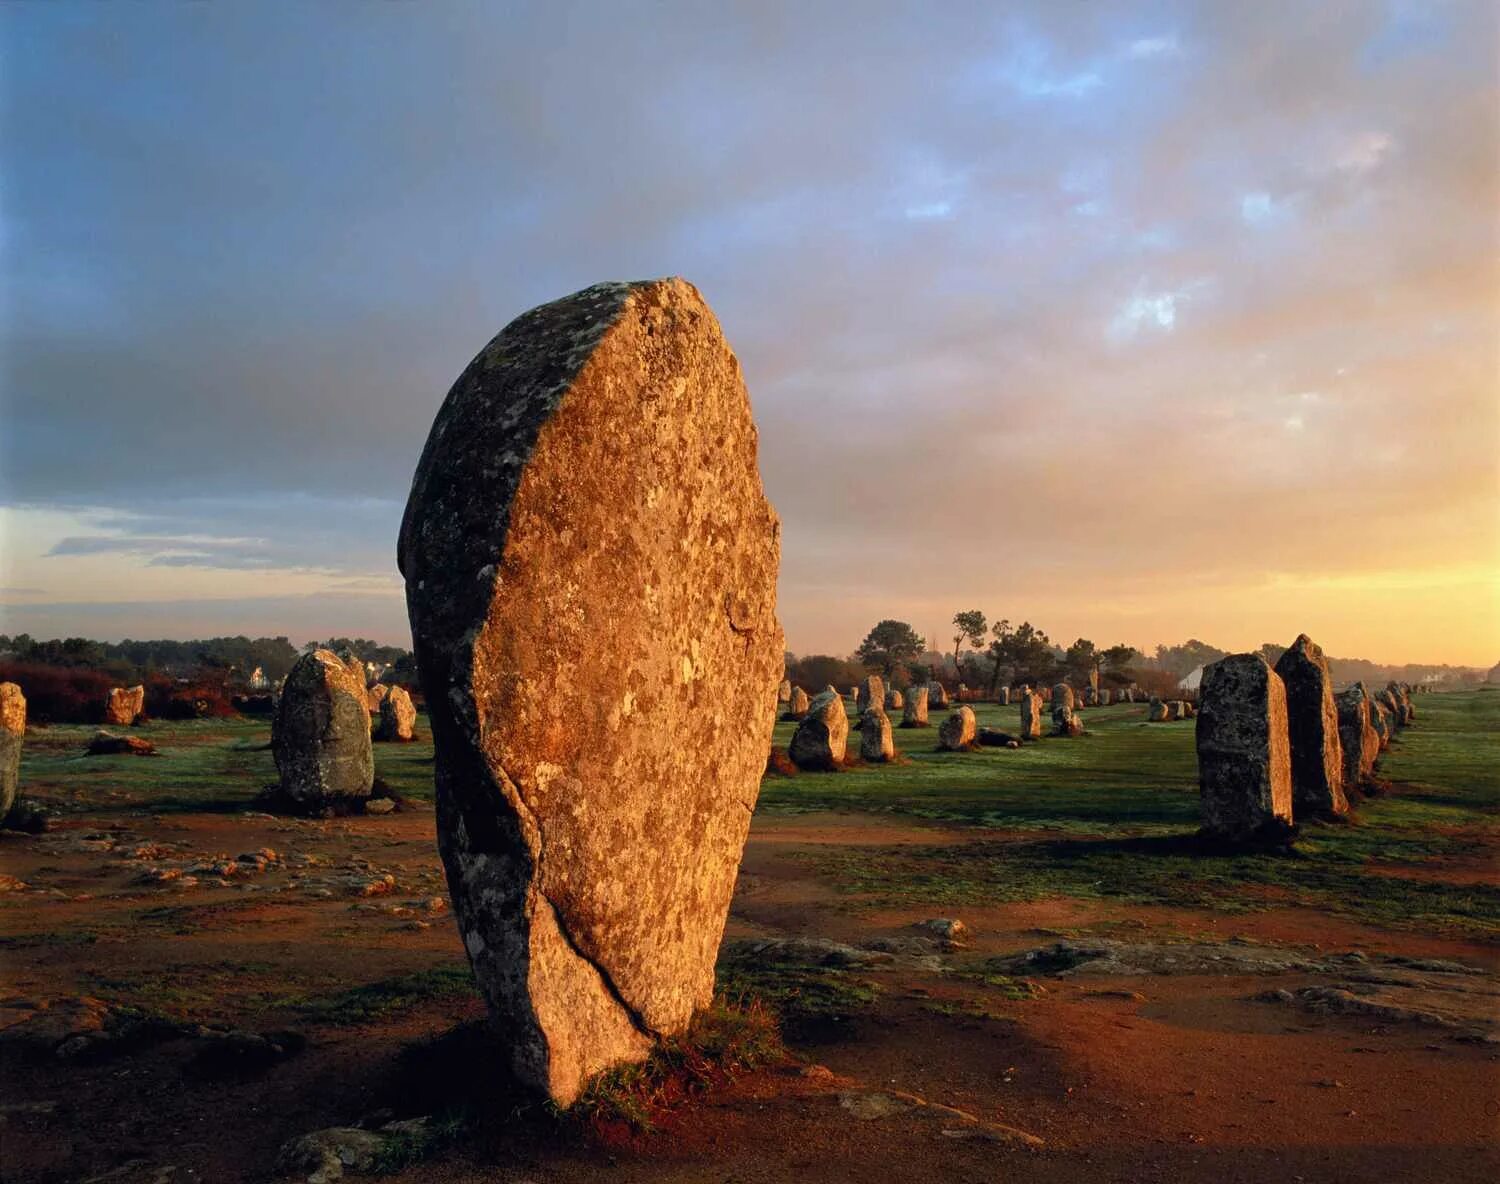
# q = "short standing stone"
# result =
<box><xmin>901</xmin><ymin>686</ymin><xmax>929</xmax><ymax>728</ymax></box>
<box><xmin>1273</xmin><ymin>635</ymin><xmax>1348</xmax><ymax>818</ymax></box>
<box><xmin>791</xmin><ymin>691</ymin><xmax>849</xmax><ymax>771</ymax></box>
<box><xmin>778</xmin><ymin>679</ymin><xmax>792</xmax><ymax>705</ymax></box>
<box><xmin>1195</xmin><ymin>654</ymin><xmax>1293</xmax><ymax>843</ymax></box>
<box><xmin>103</xmin><ymin>685</ymin><xmax>145</xmax><ymax>727</ymax></box>
<box><xmin>884</xmin><ymin>689</ymin><xmax>903</xmax><ymax>711</ymax></box>
<box><xmin>0</xmin><ymin>683</ymin><xmax>24</xmax><ymax>821</ymax></box>
<box><xmin>398</xmin><ymin>278</ymin><xmax>783</xmax><ymax>1105</ymax></box>
<box><xmin>1082</xmin><ymin>687</ymin><xmax>1097</xmax><ymax>707</ymax></box>
<box><xmin>1335</xmin><ymin>682</ymin><xmax>1380</xmax><ymax>786</ymax></box>
<box><xmin>1147</xmin><ymin>697</ymin><xmax>1169</xmax><ymax>722</ymax></box>
<box><xmin>272</xmin><ymin>650</ymin><xmax>375</xmax><ymax>804</ymax></box>
<box><xmin>939</xmin><ymin>705</ymin><xmax>977</xmax><ymax>750</ymax></box>
<box><xmin>1018</xmin><ymin>690</ymin><xmax>1042</xmax><ymax>740</ymax></box>
<box><xmin>1052</xmin><ymin>705</ymin><xmax>1083</xmax><ymax>737</ymax></box>
<box><xmin>1168</xmin><ymin>700</ymin><xmax>1186</xmax><ymax>721</ymax></box>
<box><xmin>376</xmin><ymin>686</ymin><xmax>417</xmax><ymax>742</ymax></box>
<box><xmin>859</xmin><ymin>707</ymin><xmax>895</xmax><ymax>763</ymax></box>
<box><xmin>998</xmin><ymin>687</ymin><xmax>1011</xmax><ymax>706</ymax></box>
<box><xmin>857</xmin><ymin>675</ymin><xmax>885</xmax><ymax>715</ymax></box>
<box><xmin>929</xmin><ymin>683</ymin><xmax>951</xmax><ymax>710</ymax></box>
<box><xmin>1098</xmin><ymin>688</ymin><xmax>1112</xmax><ymax>706</ymax></box>
<box><xmin>785</xmin><ymin>687</ymin><xmax>810</xmax><ymax>719</ymax></box>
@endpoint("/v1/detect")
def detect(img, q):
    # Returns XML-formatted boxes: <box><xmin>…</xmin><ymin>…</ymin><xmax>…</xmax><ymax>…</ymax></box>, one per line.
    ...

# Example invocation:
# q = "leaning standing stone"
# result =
<box><xmin>901</xmin><ymin>685</ymin><xmax>929</xmax><ymax>728</ymax></box>
<box><xmin>939</xmin><ymin>705</ymin><xmax>977</xmax><ymax>750</ymax></box>
<box><xmin>376</xmin><ymin>686</ymin><xmax>417</xmax><ymax>742</ymax></box>
<box><xmin>272</xmin><ymin>649</ymin><xmax>375</xmax><ymax>805</ymax></box>
<box><xmin>367</xmin><ymin>683</ymin><xmax>391</xmax><ymax>714</ymax></box>
<box><xmin>1018</xmin><ymin>690</ymin><xmax>1041</xmax><ymax>741</ymax></box>
<box><xmin>791</xmin><ymin>690</ymin><xmax>849</xmax><ymax>771</ymax></box>
<box><xmin>398</xmin><ymin>279</ymin><xmax>783</xmax><ymax>1106</ymax></box>
<box><xmin>859</xmin><ymin>706</ymin><xmax>895</xmax><ymax>763</ymax></box>
<box><xmin>0</xmin><ymin>683</ymin><xmax>24</xmax><ymax>821</ymax></box>
<box><xmin>1273</xmin><ymin>635</ymin><xmax>1348</xmax><ymax>818</ymax></box>
<box><xmin>1335</xmin><ymin>682</ymin><xmax>1380</xmax><ymax>787</ymax></box>
<box><xmin>103</xmin><ymin>685</ymin><xmax>145</xmax><ymax>726</ymax></box>
<box><xmin>1195</xmin><ymin>654</ymin><xmax>1293</xmax><ymax>843</ymax></box>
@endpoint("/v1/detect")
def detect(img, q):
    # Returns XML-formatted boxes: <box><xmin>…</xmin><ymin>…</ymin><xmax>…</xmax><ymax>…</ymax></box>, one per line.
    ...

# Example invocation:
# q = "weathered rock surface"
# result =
<box><xmin>1195</xmin><ymin>654</ymin><xmax>1294</xmax><ymax>843</ymax></box>
<box><xmin>1052</xmin><ymin>683</ymin><xmax>1073</xmax><ymax>712</ymax></box>
<box><xmin>1147</xmin><ymin>697</ymin><xmax>1169</xmax><ymax>722</ymax></box>
<box><xmin>1051</xmin><ymin>705</ymin><xmax>1083</xmax><ymax>737</ymax></box>
<box><xmin>900</xmin><ymin>685</ymin><xmax>929</xmax><ymax>728</ymax></box>
<box><xmin>1388</xmin><ymin>681</ymin><xmax>1414</xmax><ymax>725</ymax></box>
<box><xmin>376</xmin><ymin>686</ymin><xmax>417</xmax><ymax>742</ymax></box>
<box><xmin>791</xmin><ymin>690</ymin><xmax>849</xmax><ymax>771</ymax></box>
<box><xmin>858</xmin><ymin>706</ymin><xmax>895</xmax><ymax>763</ymax></box>
<box><xmin>1274</xmin><ymin>635</ymin><xmax>1348</xmax><ymax>818</ymax></box>
<box><xmin>784</xmin><ymin>686</ymin><xmax>810</xmax><ymax>719</ymax></box>
<box><xmin>884</xmin><ymin>689</ymin><xmax>903</xmax><ymax>711</ymax></box>
<box><xmin>929</xmin><ymin>683</ymin><xmax>950</xmax><ymax>710</ymax></box>
<box><xmin>366</xmin><ymin>684</ymin><xmax>391</xmax><ymax>714</ymax></box>
<box><xmin>856</xmin><ymin>675</ymin><xmax>885</xmax><ymax>715</ymax></box>
<box><xmin>1369</xmin><ymin>698</ymin><xmax>1392</xmax><ymax>749</ymax></box>
<box><xmin>1335</xmin><ymin>681</ymin><xmax>1380</xmax><ymax>789</ymax></box>
<box><xmin>0</xmin><ymin>683</ymin><xmax>23</xmax><ymax>821</ymax></box>
<box><xmin>778</xmin><ymin>679</ymin><xmax>792</xmax><ymax>704</ymax></box>
<box><xmin>938</xmin><ymin>705</ymin><xmax>977</xmax><ymax>751</ymax></box>
<box><xmin>272</xmin><ymin>650</ymin><xmax>374</xmax><ymax>804</ymax></box>
<box><xmin>86</xmin><ymin>730</ymin><xmax>156</xmax><ymax>756</ymax></box>
<box><xmin>397</xmin><ymin>278</ymin><xmax>783</xmax><ymax>1104</ymax></box>
<box><xmin>1018</xmin><ymin>690</ymin><xmax>1041</xmax><ymax>741</ymax></box>
<box><xmin>103</xmin><ymin>685</ymin><xmax>145</xmax><ymax>727</ymax></box>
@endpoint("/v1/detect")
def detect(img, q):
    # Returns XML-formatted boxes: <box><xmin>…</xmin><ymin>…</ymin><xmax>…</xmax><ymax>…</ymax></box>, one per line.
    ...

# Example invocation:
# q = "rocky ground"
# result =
<box><xmin>1</xmin><ymin>695</ymin><xmax>1496</xmax><ymax>1182</ymax></box>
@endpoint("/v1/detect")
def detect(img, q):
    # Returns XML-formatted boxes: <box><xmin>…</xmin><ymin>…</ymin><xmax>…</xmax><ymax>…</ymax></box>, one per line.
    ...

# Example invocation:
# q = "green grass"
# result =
<box><xmin>289</xmin><ymin>963</ymin><xmax>476</xmax><ymax>1026</ymax></box>
<box><xmin>715</xmin><ymin>941</ymin><xmax>882</xmax><ymax>1026</ymax></box>
<box><xmin>779</xmin><ymin>691</ymin><xmax>1500</xmax><ymax>940</ymax></box>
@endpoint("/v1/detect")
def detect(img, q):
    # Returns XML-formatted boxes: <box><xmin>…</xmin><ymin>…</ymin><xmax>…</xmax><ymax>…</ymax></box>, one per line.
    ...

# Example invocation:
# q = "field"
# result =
<box><xmin>1</xmin><ymin>691</ymin><xmax>1496</xmax><ymax>1183</ymax></box>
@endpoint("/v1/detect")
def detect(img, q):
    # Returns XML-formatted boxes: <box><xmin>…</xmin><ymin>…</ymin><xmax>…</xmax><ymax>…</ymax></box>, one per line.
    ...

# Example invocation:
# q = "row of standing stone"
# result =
<box><xmin>1195</xmin><ymin>634</ymin><xmax>1416</xmax><ymax>843</ymax></box>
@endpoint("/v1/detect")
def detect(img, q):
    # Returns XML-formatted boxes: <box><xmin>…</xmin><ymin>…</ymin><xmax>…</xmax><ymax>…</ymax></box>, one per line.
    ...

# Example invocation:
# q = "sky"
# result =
<box><xmin>2</xmin><ymin>1</ymin><xmax>1497</xmax><ymax>666</ymax></box>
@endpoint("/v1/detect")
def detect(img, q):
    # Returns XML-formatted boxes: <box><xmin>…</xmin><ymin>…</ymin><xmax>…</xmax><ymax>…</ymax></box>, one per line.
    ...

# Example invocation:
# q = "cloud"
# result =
<box><xmin>1125</xmin><ymin>35</ymin><xmax>1181</xmax><ymax>59</ymax></box>
<box><xmin>1334</xmin><ymin>130</ymin><xmax>1394</xmax><ymax>173</ymax></box>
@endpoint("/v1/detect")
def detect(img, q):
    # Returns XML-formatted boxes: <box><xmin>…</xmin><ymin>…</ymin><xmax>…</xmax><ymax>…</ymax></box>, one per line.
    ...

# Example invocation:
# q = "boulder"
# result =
<box><xmin>1273</xmin><ymin>635</ymin><xmax>1349</xmax><ymax>818</ymax></box>
<box><xmin>884</xmin><ymin>688</ymin><xmax>904</xmax><ymax>711</ymax></box>
<box><xmin>1051</xmin><ymin>705</ymin><xmax>1083</xmax><ymax>737</ymax></box>
<box><xmin>376</xmin><ymin>686</ymin><xmax>417</xmax><ymax>742</ymax></box>
<box><xmin>900</xmin><ymin>685</ymin><xmax>930</xmax><ymax>728</ymax></box>
<box><xmin>858</xmin><ymin>707</ymin><xmax>895</xmax><ymax>763</ymax></box>
<box><xmin>0</xmin><ymin>683</ymin><xmax>24</xmax><ymax>821</ymax></box>
<box><xmin>1335</xmin><ymin>682</ymin><xmax>1381</xmax><ymax>786</ymax></box>
<box><xmin>778</xmin><ymin>679</ymin><xmax>792</xmax><ymax>705</ymax></box>
<box><xmin>928</xmin><ymin>683</ymin><xmax>951</xmax><ymax>710</ymax></box>
<box><xmin>939</xmin><ymin>705</ymin><xmax>977</xmax><ymax>751</ymax></box>
<box><xmin>399</xmin><ymin>279</ymin><xmax>782</xmax><ymax>1105</ymax></box>
<box><xmin>86</xmin><ymin>730</ymin><xmax>156</xmax><ymax>756</ymax></box>
<box><xmin>1195</xmin><ymin>654</ymin><xmax>1293</xmax><ymax>843</ymax></box>
<box><xmin>1018</xmin><ymin>690</ymin><xmax>1042</xmax><ymax>741</ymax></box>
<box><xmin>791</xmin><ymin>690</ymin><xmax>849</xmax><ymax>771</ymax></box>
<box><xmin>977</xmin><ymin>727</ymin><xmax>1020</xmax><ymax>748</ymax></box>
<box><xmin>784</xmin><ymin>686</ymin><xmax>810</xmax><ymax>720</ymax></box>
<box><xmin>856</xmin><ymin>675</ymin><xmax>885</xmax><ymax>716</ymax></box>
<box><xmin>1147</xmin><ymin>697</ymin><xmax>1169</xmax><ymax>722</ymax></box>
<box><xmin>272</xmin><ymin>650</ymin><xmax>375</xmax><ymax>804</ymax></box>
<box><xmin>103</xmin><ymin>685</ymin><xmax>145</xmax><ymax>727</ymax></box>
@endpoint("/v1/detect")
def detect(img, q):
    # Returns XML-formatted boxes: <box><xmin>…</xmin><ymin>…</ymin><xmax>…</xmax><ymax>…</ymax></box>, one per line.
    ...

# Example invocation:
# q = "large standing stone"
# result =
<box><xmin>103</xmin><ymin>685</ymin><xmax>145</xmax><ymax>727</ymax></box>
<box><xmin>884</xmin><ymin>689</ymin><xmax>903</xmax><ymax>711</ymax></box>
<box><xmin>398</xmin><ymin>279</ymin><xmax>783</xmax><ymax>1105</ymax></box>
<box><xmin>0</xmin><ymin>683</ymin><xmax>24</xmax><ymax>821</ymax></box>
<box><xmin>376</xmin><ymin>686</ymin><xmax>417</xmax><ymax>742</ymax></box>
<box><xmin>858</xmin><ymin>707</ymin><xmax>895</xmax><ymax>763</ymax></box>
<box><xmin>272</xmin><ymin>650</ymin><xmax>375</xmax><ymax>804</ymax></box>
<box><xmin>1377</xmin><ymin>688</ymin><xmax>1402</xmax><ymax>729</ymax></box>
<box><xmin>1018</xmin><ymin>690</ymin><xmax>1041</xmax><ymax>740</ymax></box>
<box><xmin>790</xmin><ymin>691</ymin><xmax>849</xmax><ymax>771</ymax></box>
<box><xmin>784</xmin><ymin>686</ymin><xmax>810</xmax><ymax>719</ymax></box>
<box><xmin>1273</xmin><ymin>635</ymin><xmax>1348</xmax><ymax>818</ymax></box>
<box><xmin>1195</xmin><ymin>654</ymin><xmax>1293</xmax><ymax>843</ymax></box>
<box><xmin>900</xmin><ymin>686</ymin><xmax>930</xmax><ymax>728</ymax></box>
<box><xmin>857</xmin><ymin>675</ymin><xmax>885</xmax><ymax>715</ymax></box>
<box><xmin>1335</xmin><ymin>682</ymin><xmax>1380</xmax><ymax>787</ymax></box>
<box><xmin>938</xmin><ymin>705</ymin><xmax>977</xmax><ymax>751</ymax></box>
<box><xmin>929</xmin><ymin>683</ymin><xmax>951</xmax><ymax>710</ymax></box>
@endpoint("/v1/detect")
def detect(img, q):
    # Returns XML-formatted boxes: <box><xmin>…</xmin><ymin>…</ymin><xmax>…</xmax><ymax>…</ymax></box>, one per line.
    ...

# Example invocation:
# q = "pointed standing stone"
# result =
<box><xmin>1273</xmin><ymin>635</ymin><xmax>1348</xmax><ymax>818</ymax></box>
<box><xmin>790</xmin><ymin>690</ymin><xmax>849</xmax><ymax>770</ymax></box>
<box><xmin>1195</xmin><ymin>654</ymin><xmax>1293</xmax><ymax>843</ymax></box>
<box><xmin>272</xmin><ymin>650</ymin><xmax>375</xmax><ymax>804</ymax></box>
<box><xmin>398</xmin><ymin>279</ymin><xmax>783</xmax><ymax>1105</ymax></box>
<box><xmin>901</xmin><ymin>685</ymin><xmax>930</xmax><ymax>728</ymax></box>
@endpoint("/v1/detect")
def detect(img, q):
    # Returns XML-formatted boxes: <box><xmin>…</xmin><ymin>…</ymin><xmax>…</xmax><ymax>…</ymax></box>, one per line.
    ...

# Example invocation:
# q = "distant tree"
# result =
<box><xmin>985</xmin><ymin>618</ymin><xmax>1013</xmax><ymax>693</ymax></box>
<box><xmin>787</xmin><ymin>653</ymin><xmax>866</xmax><ymax>692</ymax></box>
<box><xmin>951</xmin><ymin>610</ymin><xmax>987</xmax><ymax>677</ymax></box>
<box><xmin>1154</xmin><ymin>639</ymin><xmax>1229</xmax><ymax>679</ymax></box>
<box><xmin>1100</xmin><ymin>643</ymin><xmax>1139</xmax><ymax>674</ymax></box>
<box><xmin>856</xmin><ymin>620</ymin><xmax>927</xmax><ymax>679</ymax></box>
<box><xmin>1256</xmin><ymin>642</ymin><xmax>1287</xmax><ymax>669</ymax></box>
<box><xmin>995</xmin><ymin>621</ymin><xmax>1056</xmax><ymax>687</ymax></box>
<box><xmin>1063</xmin><ymin>638</ymin><xmax>1098</xmax><ymax>684</ymax></box>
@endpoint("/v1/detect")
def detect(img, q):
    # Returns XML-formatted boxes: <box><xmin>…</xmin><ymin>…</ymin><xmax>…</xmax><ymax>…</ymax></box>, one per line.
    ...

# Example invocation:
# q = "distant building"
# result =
<box><xmin>1177</xmin><ymin>665</ymin><xmax>1205</xmax><ymax>692</ymax></box>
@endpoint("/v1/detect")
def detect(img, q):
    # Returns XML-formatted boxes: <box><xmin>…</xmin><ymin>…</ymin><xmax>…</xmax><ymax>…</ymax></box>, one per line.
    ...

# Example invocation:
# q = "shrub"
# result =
<box><xmin>0</xmin><ymin>662</ymin><xmax>114</xmax><ymax>723</ymax></box>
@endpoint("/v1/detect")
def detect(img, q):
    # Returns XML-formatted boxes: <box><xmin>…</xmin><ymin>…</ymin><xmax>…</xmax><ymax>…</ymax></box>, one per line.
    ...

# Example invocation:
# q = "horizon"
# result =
<box><xmin>3</xmin><ymin>3</ymin><xmax>1498</xmax><ymax>667</ymax></box>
